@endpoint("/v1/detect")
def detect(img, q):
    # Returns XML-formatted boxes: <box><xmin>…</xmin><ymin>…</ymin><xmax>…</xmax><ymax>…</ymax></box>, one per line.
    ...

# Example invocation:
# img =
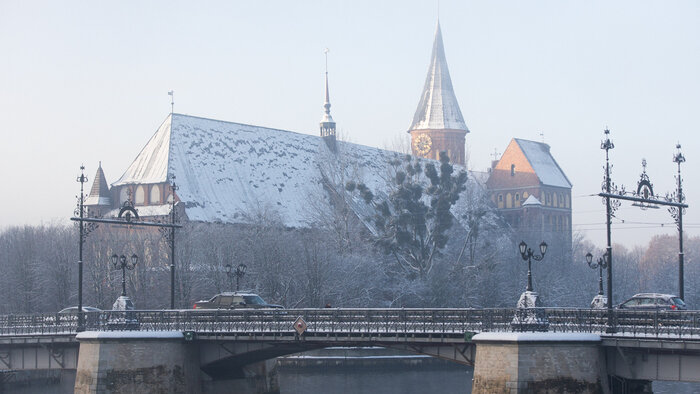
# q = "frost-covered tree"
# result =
<box><xmin>348</xmin><ymin>152</ymin><xmax>467</xmax><ymax>278</ymax></box>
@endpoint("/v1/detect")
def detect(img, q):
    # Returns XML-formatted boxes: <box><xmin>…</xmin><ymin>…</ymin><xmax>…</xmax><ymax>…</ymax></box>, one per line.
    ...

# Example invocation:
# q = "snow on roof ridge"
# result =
<box><xmin>172</xmin><ymin>112</ymin><xmax>311</xmax><ymax>138</ymax></box>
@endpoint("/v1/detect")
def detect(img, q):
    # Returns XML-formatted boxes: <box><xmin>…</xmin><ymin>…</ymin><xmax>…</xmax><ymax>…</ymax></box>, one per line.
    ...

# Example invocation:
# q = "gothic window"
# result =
<box><xmin>498</xmin><ymin>194</ymin><xmax>504</xmax><ymax>209</ymax></box>
<box><xmin>506</xmin><ymin>193</ymin><xmax>513</xmax><ymax>208</ymax></box>
<box><xmin>150</xmin><ymin>185</ymin><xmax>161</xmax><ymax>204</ymax></box>
<box><xmin>523</xmin><ymin>191</ymin><xmax>529</xmax><ymax>200</ymax></box>
<box><xmin>515</xmin><ymin>193</ymin><xmax>520</xmax><ymax>207</ymax></box>
<box><xmin>135</xmin><ymin>186</ymin><xmax>145</xmax><ymax>205</ymax></box>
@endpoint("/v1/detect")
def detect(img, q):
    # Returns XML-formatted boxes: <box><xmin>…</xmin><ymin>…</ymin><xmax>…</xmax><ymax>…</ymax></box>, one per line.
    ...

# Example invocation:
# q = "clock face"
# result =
<box><xmin>413</xmin><ymin>134</ymin><xmax>432</xmax><ymax>155</ymax></box>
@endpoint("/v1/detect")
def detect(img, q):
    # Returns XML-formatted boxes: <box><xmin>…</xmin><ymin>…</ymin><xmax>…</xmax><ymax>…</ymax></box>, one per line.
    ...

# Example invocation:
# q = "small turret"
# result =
<box><xmin>85</xmin><ymin>162</ymin><xmax>111</xmax><ymax>217</ymax></box>
<box><xmin>320</xmin><ymin>49</ymin><xmax>337</xmax><ymax>151</ymax></box>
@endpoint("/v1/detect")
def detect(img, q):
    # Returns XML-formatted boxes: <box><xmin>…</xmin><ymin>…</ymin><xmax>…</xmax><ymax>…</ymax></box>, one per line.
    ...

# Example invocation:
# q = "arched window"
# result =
<box><xmin>552</xmin><ymin>193</ymin><xmax>558</xmax><ymax>207</ymax></box>
<box><xmin>150</xmin><ymin>185</ymin><xmax>161</xmax><ymax>204</ymax></box>
<box><xmin>135</xmin><ymin>186</ymin><xmax>145</xmax><ymax>205</ymax></box>
<box><xmin>498</xmin><ymin>194</ymin><xmax>504</xmax><ymax>209</ymax></box>
<box><xmin>523</xmin><ymin>191</ymin><xmax>529</xmax><ymax>200</ymax></box>
<box><xmin>515</xmin><ymin>193</ymin><xmax>520</xmax><ymax>207</ymax></box>
<box><xmin>506</xmin><ymin>193</ymin><xmax>513</xmax><ymax>208</ymax></box>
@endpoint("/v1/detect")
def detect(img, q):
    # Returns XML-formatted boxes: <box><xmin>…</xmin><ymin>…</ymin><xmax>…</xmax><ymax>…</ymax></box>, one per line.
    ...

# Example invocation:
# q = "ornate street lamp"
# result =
<box><xmin>225</xmin><ymin>263</ymin><xmax>247</xmax><ymax>291</ymax></box>
<box><xmin>518</xmin><ymin>241</ymin><xmax>547</xmax><ymax>292</ymax></box>
<box><xmin>585</xmin><ymin>252</ymin><xmax>609</xmax><ymax>296</ymax></box>
<box><xmin>111</xmin><ymin>253</ymin><xmax>138</xmax><ymax>297</ymax></box>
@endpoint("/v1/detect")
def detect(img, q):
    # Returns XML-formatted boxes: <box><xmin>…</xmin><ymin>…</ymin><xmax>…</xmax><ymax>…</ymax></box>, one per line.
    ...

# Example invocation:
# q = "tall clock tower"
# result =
<box><xmin>409</xmin><ymin>22</ymin><xmax>469</xmax><ymax>166</ymax></box>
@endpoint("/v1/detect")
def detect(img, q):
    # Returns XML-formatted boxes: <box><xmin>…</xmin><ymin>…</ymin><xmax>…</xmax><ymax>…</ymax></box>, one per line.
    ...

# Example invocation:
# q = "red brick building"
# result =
<box><xmin>486</xmin><ymin>138</ymin><xmax>572</xmax><ymax>254</ymax></box>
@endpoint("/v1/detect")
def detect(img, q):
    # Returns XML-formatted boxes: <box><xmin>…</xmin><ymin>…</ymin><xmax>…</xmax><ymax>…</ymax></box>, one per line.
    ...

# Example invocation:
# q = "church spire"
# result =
<box><xmin>320</xmin><ymin>48</ymin><xmax>337</xmax><ymax>151</ymax></box>
<box><xmin>408</xmin><ymin>21</ymin><xmax>468</xmax><ymax>133</ymax></box>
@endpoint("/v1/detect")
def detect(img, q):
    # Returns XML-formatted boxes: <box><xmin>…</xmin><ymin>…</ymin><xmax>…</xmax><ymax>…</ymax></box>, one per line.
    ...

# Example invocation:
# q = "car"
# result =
<box><xmin>45</xmin><ymin>306</ymin><xmax>103</xmax><ymax>326</ymax></box>
<box><xmin>58</xmin><ymin>306</ymin><xmax>102</xmax><ymax>314</ymax></box>
<box><xmin>193</xmin><ymin>292</ymin><xmax>283</xmax><ymax>309</ymax></box>
<box><xmin>617</xmin><ymin>293</ymin><xmax>687</xmax><ymax>311</ymax></box>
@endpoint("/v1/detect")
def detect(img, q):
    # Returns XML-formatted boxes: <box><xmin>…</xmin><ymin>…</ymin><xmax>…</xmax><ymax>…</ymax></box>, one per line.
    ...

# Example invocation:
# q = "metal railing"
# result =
<box><xmin>0</xmin><ymin>308</ymin><xmax>699</xmax><ymax>339</ymax></box>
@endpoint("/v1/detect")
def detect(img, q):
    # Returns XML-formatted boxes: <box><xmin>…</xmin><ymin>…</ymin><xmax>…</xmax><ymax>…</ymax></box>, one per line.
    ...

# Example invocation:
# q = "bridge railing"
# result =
<box><xmin>0</xmin><ymin>308</ymin><xmax>699</xmax><ymax>339</ymax></box>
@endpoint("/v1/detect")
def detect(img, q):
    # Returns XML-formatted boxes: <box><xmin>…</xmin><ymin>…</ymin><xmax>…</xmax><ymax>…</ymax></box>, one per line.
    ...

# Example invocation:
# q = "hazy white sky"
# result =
<box><xmin>1</xmin><ymin>1</ymin><xmax>698</xmax><ymax>250</ymax></box>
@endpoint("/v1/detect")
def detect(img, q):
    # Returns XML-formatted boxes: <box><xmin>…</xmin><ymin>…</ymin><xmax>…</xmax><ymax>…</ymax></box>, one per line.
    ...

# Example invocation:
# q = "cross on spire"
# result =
<box><xmin>491</xmin><ymin>148</ymin><xmax>501</xmax><ymax>161</ymax></box>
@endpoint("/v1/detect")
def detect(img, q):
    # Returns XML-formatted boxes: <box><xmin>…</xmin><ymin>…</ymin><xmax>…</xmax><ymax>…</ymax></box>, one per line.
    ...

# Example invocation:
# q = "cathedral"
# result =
<box><xmin>84</xmin><ymin>21</ymin><xmax>572</xmax><ymax>253</ymax></box>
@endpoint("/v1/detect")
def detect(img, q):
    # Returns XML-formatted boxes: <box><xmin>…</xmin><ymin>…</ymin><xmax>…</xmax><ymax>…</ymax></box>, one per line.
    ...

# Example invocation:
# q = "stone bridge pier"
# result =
<box><xmin>471</xmin><ymin>332</ymin><xmax>609</xmax><ymax>394</ymax></box>
<box><xmin>73</xmin><ymin>331</ymin><xmax>287</xmax><ymax>394</ymax></box>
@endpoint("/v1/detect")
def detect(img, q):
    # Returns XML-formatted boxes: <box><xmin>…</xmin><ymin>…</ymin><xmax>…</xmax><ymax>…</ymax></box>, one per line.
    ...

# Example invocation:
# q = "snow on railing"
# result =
<box><xmin>0</xmin><ymin>308</ymin><xmax>699</xmax><ymax>339</ymax></box>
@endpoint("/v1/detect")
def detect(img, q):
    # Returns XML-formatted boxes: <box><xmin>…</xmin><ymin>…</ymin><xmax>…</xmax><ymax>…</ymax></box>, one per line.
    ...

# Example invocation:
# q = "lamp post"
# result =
<box><xmin>225</xmin><ymin>264</ymin><xmax>248</xmax><ymax>291</ymax></box>
<box><xmin>518</xmin><ymin>241</ymin><xmax>548</xmax><ymax>292</ymax></box>
<box><xmin>673</xmin><ymin>143</ymin><xmax>685</xmax><ymax>300</ymax></box>
<box><xmin>585</xmin><ymin>252</ymin><xmax>609</xmax><ymax>296</ymax></box>
<box><xmin>225</xmin><ymin>263</ymin><xmax>247</xmax><ymax>291</ymax></box>
<box><xmin>601</xmin><ymin>129</ymin><xmax>615</xmax><ymax>327</ymax></box>
<box><xmin>76</xmin><ymin>166</ymin><xmax>87</xmax><ymax>331</ymax></box>
<box><xmin>235</xmin><ymin>264</ymin><xmax>246</xmax><ymax>291</ymax></box>
<box><xmin>111</xmin><ymin>254</ymin><xmax>138</xmax><ymax>297</ymax></box>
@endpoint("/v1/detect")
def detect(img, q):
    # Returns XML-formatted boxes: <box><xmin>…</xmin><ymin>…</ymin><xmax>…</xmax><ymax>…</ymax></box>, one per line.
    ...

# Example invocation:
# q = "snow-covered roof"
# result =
<box><xmin>408</xmin><ymin>22</ymin><xmax>469</xmax><ymax>133</ymax></box>
<box><xmin>113</xmin><ymin>115</ymin><xmax>172</xmax><ymax>185</ymax></box>
<box><xmin>105</xmin><ymin>204</ymin><xmax>172</xmax><ymax>219</ymax></box>
<box><xmin>522</xmin><ymin>195</ymin><xmax>542</xmax><ymax>206</ymax></box>
<box><xmin>112</xmin><ymin>114</ymin><xmax>410</xmax><ymax>227</ymax></box>
<box><xmin>111</xmin><ymin>113</ymin><xmax>483</xmax><ymax>229</ymax></box>
<box><xmin>515</xmin><ymin>139</ymin><xmax>572</xmax><ymax>189</ymax></box>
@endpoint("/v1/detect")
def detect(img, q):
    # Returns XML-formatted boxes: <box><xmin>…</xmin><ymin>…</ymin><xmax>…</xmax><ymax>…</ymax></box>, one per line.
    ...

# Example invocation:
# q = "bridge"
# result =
<box><xmin>1</xmin><ymin>308</ymin><xmax>700</xmax><ymax>393</ymax></box>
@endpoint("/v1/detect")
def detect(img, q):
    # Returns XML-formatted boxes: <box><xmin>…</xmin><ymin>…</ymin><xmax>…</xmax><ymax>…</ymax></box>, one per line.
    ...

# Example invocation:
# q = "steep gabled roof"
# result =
<box><xmin>515</xmin><ymin>139</ymin><xmax>571</xmax><ymax>188</ymax></box>
<box><xmin>85</xmin><ymin>163</ymin><xmax>111</xmax><ymax>206</ymax></box>
<box><xmin>113</xmin><ymin>115</ymin><xmax>172</xmax><ymax>186</ymax></box>
<box><xmin>487</xmin><ymin>138</ymin><xmax>571</xmax><ymax>190</ymax></box>
<box><xmin>408</xmin><ymin>22</ymin><xmax>468</xmax><ymax>133</ymax></box>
